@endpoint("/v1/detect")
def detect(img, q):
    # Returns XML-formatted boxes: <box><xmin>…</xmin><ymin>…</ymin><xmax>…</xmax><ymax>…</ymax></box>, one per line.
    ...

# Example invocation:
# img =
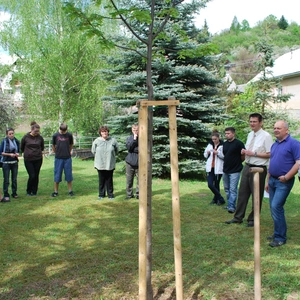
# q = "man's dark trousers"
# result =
<box><xmin>234</xmin><ymin>164</ymin><xmax>267</xmax><ymax>223</ymax></box>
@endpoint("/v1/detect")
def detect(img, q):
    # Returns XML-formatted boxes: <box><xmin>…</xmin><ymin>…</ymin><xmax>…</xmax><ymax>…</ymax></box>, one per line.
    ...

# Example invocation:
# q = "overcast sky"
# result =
<box><xmin>195</xmin><ymin>0</ymin><xmax>300</xmax><ymax>34</ymax></box>
<box><xmin>1</xmin><ymin>2</ymin><xmax>300</xmax><ymax>62</ymax></box>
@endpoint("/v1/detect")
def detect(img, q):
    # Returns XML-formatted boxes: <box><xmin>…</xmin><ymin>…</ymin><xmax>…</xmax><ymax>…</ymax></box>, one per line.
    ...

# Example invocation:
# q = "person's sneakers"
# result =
<box><xmin>225</xmin><ymin>219</ymin><xmax>243</xmax><ymax>224</ymax></box>
<box><xmin>217</xmin><ymin>200</ymin><xmax>225</xmax><ymax>206</ymax></box>
<box><xmin>12</xmin><ymin>194</ymin><xmax>18</xmax><ymax>198</ymax></box>
<box><xmin>68</xmin><ymin>191</ymin><xmax>75</xmax><ymax>197</ymax></box>
<box><xmin>109</xmin><ymin>197</ymin><xmax>114</xmax><ymax>200</ymax></box>
<box><xmin>98</xmin><ymin>197</ymin><xmax>103</xmax><ymax>200</ymax></box>
<box><xmin>209</xmin><ymin>200</ymin><xmax>217</xmax><ymax>205</ymax></box>
<box><xmin>267</xmin><ymin>235</ymin><xmax>274</xmax><ymax>241</ymax></box>
<box><xmin>269</xmin><ymin>240</ymin><xmax>286</xmax><ymax>247</ymax></box>
<box><xmin>51</xmin><ymin>192</ymin><xmax>58</xmax><ymax>197</ymax></box>
<box><xmin>125</xmin><ymin>195</ymin><xmax>134</xmax><ymax>200</ymax></box>
<box><xmin>1</xmin><ymin>197</ymin><xmax>10</xmax><ymax>203</ymax></box>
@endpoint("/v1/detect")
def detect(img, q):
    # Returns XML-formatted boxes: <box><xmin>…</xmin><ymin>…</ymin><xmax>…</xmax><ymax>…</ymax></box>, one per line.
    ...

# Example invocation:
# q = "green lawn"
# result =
<box><xmin>0</xmin><ymin>158</ymin><xmax>299</xmax><ymax>299</ymax></box>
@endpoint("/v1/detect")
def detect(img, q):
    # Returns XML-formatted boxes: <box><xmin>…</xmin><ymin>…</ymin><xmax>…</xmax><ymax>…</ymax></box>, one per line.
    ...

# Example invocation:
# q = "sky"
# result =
<box><xmin>1</xmin><ymin>1</ymin><xmax>300</xmax><ymax>62</ymax></box>
<box><xmin>195</xmin><ymin>0</ymin><xmax>300</xmax><ymax>34</ymax></box>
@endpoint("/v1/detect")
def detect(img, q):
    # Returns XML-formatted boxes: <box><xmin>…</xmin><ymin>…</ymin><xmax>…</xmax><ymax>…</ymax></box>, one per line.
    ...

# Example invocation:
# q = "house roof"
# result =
<box><xmin>250</xmin><ymin>48</ymin><xmax>300</xmax><ymax>82</ymax></box>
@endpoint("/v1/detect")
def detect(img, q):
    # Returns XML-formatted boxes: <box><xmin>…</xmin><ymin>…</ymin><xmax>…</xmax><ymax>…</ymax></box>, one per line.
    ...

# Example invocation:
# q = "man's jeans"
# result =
<box><xmin>268</xmin><ymin>176</ymin><xmax>294</xmax><ymax>243</ymax></box>
<box><xmin>223</xmin><ymin>172</ymin><xmax>241</xmax><ymax>211</ymax></box>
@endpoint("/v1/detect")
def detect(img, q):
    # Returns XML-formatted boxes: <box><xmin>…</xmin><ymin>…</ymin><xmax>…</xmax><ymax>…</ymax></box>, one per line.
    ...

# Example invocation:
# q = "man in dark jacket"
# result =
<box><xmin>125</xmin><ymin>124</ymin><xmax>139</xmax><ymax>200</ymax></box>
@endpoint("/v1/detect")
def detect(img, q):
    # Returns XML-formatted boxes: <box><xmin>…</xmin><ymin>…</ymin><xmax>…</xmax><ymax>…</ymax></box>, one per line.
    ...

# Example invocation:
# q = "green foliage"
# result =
<box><xmin>178</xmin><ymin>43</ymin><xmax>220</xmax><ymax>58</ymax></box>
<box><xmin>0</xmin><ymin>92</ymin><xmax>17</xmax><ymax>131</ymax></box>
<box><xmin>102</xmin><ymin>16</ymin><xmax>225</xmax><ymax>177</ymax></box>
<box><xmin>251</xmin><ymin>40</ymin><xmax>292</xmax><ymax>114</ymax></box>
<box><xmin>278</xmin><ymin>15</ymin><xmax>289</xmax><ymax>30</ymax></box>
<box><xmin>211</xmin><ymin>15</ymin><xmax>300</xmax><ymax>54</ymax></box>
<box><xmin>223</xmin><ymin>85</ymin><xmax>300</xmax><ymax>142</ymax></box>
<box><xmin>240</xmin><ymin>19</ymin><xmax>250</xmax><ymax>31</ymax></box>
<box><xmin>230</xmin><ymin>16</ymin><xmax>241</xmax><ymax>33</ymax></box>
<box><xmin>66</xmin><ymin>0</ymin><xmax>224</xmax><ymax>178</ymax></box>
<box><xmin>0</xmin><ymin>0</ymin><xmax>114</xmax><ymax>134</ymax></box>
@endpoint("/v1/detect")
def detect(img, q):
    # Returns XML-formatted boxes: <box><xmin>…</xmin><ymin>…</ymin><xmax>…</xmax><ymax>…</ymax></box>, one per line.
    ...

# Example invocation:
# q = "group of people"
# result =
<box><xmin>0</xmin><ymin>122</ymin><xmax>139</xmax><ymax>204</ymax></box>
<box><xmin>3</xmin><ymin>115</ymin><xmax>299</xmax><ymax>248</ymax></box>
<box><xmin>204</xmin><ymin>113</ymin><xmax>300</xmax><ymax>247</ymax></box>
<box><xmin>0</xmin><ymin>121</ymin><xmax>75</xmax><ymax>201</ymax></box>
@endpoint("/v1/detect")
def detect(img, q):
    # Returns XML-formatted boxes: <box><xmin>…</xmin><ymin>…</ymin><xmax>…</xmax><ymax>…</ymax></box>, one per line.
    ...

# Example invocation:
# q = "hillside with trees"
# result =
<box><xmin>207</xmin><ymin>14</ymin><xmax>300</xmax><ymax>84</ymax></box>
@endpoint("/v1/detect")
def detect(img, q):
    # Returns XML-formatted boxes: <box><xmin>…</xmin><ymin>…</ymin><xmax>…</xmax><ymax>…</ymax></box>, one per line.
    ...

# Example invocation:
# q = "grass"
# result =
<box><xmin>0</xmin><ymin>158</ymin><xmax>300</xmax><ymax>299</ymax></box>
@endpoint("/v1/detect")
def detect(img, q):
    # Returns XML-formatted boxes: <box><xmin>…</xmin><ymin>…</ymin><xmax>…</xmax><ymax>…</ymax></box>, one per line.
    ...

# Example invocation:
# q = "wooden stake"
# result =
<box><xmin>168</xmin><ymin>97</ymin><xmax>183</xmax><ymax>299</ymax></box>
<box><xmin>250</xmin><ymin>167</ymin><xmax>264</xmax><ymax>300</ymax></box>
<box><xmin>137</xmin><ymin>98</ymin><xmax>181</xmax><ymax>299</ymax></box>
<box><xmin>138</xmin><ymin>104</ymin><xmax>148</xmax><ymax>300</ymax></box>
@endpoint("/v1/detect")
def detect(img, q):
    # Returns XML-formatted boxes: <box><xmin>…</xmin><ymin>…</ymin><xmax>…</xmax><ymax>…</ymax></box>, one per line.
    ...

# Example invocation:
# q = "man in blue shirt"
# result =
<box><xmin>266</xmin><ymin>120</ymin><xmax>300</xmax><ymax>247</ymax></box>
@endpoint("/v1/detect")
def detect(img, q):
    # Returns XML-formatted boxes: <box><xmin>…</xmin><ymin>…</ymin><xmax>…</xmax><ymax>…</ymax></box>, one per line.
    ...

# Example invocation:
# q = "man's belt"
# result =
<box><xmin>245</xmin><ymin>163</ymin><xmax>267</xmax><ymax>168</ymax></box>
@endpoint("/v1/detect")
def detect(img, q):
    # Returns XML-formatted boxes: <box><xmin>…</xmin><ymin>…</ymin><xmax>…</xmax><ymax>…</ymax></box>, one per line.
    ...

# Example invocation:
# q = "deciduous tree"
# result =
<box><xmin>251</xmin><ymin>40</ymin><xmax>291</xmax><ymax>115</ymax></box>
<box><xmin>0</xmin><ymin>0</ymin><xmax>112</xmax><ymax>134</ymax></box>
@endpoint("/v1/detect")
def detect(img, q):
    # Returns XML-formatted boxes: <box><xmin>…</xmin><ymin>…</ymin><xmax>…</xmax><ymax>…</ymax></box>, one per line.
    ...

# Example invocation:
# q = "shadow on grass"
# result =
<box><xmin>0</xmin><ymin>160</ymin><xmax>300</xmax><ymax>299</ymax></box>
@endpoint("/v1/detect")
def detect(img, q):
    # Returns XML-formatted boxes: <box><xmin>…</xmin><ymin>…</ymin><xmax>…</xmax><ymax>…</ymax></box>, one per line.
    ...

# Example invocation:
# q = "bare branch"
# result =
<box><xmin>109</xmin><ymin>0</ymin><xmax>148</xmax><ymax>45</ymax></box>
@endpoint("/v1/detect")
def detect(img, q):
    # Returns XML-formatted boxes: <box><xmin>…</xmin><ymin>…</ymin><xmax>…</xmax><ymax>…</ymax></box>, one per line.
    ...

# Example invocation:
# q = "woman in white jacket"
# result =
<box><xmin>204</xmin><ymin>131</ymin><xmax>225</xmax><ymax>205</ymax></box>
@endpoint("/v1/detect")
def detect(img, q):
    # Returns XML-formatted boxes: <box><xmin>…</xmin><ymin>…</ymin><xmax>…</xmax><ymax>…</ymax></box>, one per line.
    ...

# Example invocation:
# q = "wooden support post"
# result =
<box><xmin>138</xmin><ymin>104</ymin><xmax>148</xmax><ymax>300</ymax></box>
<box><xmin>168</xmin><ymin>97</ymin><xmax>183</xmax><ymax>299</ymax></box>
<box><xmin>250</xmin><ymin>167</ymin><xmax>264</xmax><ymax>300</ymax></box>
<box><xmin>137</xmin><ymin>98</ymin><xmax>181</xmax><ymax>299</ymax></box>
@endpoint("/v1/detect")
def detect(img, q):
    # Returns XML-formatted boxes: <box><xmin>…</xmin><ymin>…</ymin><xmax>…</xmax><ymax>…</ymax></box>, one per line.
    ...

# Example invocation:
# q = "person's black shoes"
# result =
<box><xmin>269</xmin><ymin>240</ymin><xmax>286</xmax><ymax>247</ymax></box>
<box><xmin>225</xmin><ymin>219</ymin><xmax>242</xmax><ymax>224</ymax></box>
<box><xmin>246</xmin><ymin>221</ymin><xmax>254</xmax><ymax>227</ymax></box>
<box><xmin>0</xmin><ymin>197</ymin><xmax>10</xmax><ymax>203</ymax></box>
